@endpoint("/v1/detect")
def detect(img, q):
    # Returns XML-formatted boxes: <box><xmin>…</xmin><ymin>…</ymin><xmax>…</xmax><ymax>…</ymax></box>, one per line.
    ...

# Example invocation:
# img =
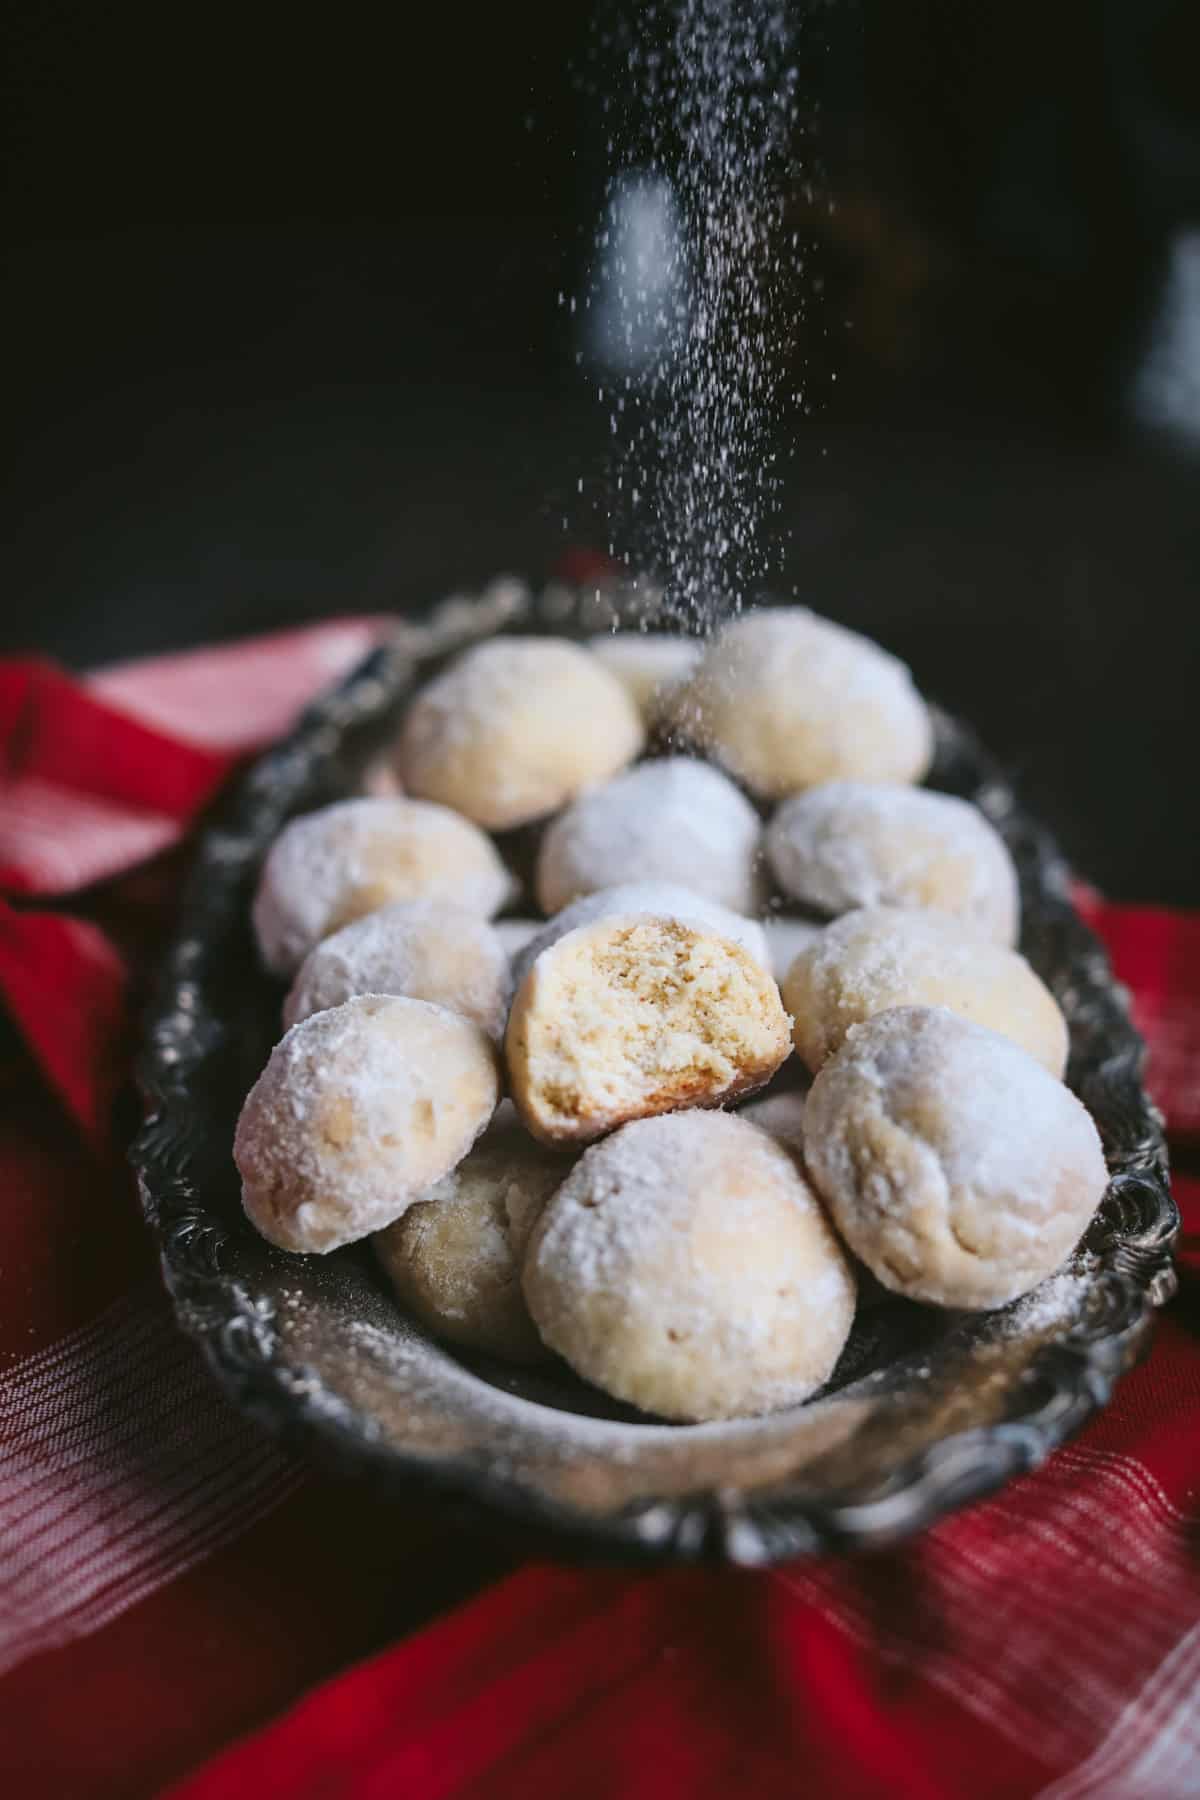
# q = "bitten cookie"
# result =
<box><xmin>766</xmin><ymin>782</ymin><xmax>1019</xmax><ymax>945</ymax></box>
<box><xmin>235</xmin><ymin>995</ymin><xmax>499</xmax><ymax>1253</ymax></box>
<box><xmin>536</xmin><ymin>756</ymin><xmax>766</xmax><ymax>917</ymax></box>
<box><xmin>511</xmin><ymin>882</ymin><xmax>769</xmax><ymax>991</ymax></box>
<box><xmin>669</xmin><ymin>607</ymin><xmax>932</xmax><ymax>798</ymax></box>
<box><xmin>395</xmin><ymin>637</ymin><xmax>644</xmax><ymax>830</ymax></box>
<box><xmin>252</xmin><ymin>797</ymin><xmax>512</xmax><ymax>977</ymax></box>
<box><xmin>506</xmin><ymin>914</ymin><xmax>791</xmax><ymax>1144</ymax></box>
<box><xmin>587</xmin><ymin>631</ymin><xmax>701</xmax><ymax>724</ymax></box>
<box><xmin>783</xmin><ymin>907</ymin><xmax>1068</xmax><ymax>1076</ymax></box>
<box><xmin>374</xmin><ymin>1105</ymin><xmax>566</xmax><ymax>1363</ymax></box>
<box><xmin>803</xmin><ymin>1006</ymin><xmax>1108</xmax><ymax>1309</ymax></box>
<box><xmin>522</xmin><ymin>1111</ymin><xmax>856</xmax><ymax>1421</ymax></box>
<box><xmin>283</xmin><ymin>900</ymin><xmax>511</xmax><ymax>1040</ymax></box>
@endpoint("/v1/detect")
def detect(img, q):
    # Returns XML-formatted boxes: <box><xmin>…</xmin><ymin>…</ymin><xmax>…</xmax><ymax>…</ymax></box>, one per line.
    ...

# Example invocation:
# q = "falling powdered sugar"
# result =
<box><xmin>583</xmin><ymin>0</ymin><xmax>802</xmax><ymax>628</ymax></box>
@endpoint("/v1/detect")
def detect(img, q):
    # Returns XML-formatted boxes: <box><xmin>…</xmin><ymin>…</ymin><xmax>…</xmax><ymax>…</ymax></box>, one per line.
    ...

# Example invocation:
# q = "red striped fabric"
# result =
<box><xmin>0</xmin><ymin>620</ymin><xmax>1195</xmax><ymax>1800</ymax></box>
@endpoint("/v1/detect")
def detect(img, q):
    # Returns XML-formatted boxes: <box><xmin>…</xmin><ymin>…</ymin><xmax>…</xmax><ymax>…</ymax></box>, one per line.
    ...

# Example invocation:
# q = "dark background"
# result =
<box><xmin>3</xmin><ymin>0</ymin><xmax>1199</xmax><ymax>900</ymax></box>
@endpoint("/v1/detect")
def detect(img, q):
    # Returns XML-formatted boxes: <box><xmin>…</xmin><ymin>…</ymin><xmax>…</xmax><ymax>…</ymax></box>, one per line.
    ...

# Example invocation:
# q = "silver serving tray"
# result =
<box><xmin>130</xmin><ymin>588</ymin><xmax>1178</xmax><ymax>1564</ymax></box>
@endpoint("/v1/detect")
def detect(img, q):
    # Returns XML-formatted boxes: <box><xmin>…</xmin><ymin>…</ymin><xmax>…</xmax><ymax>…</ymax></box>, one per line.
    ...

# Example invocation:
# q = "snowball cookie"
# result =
<box><xmin>766</xmin><ymin>782</ymin><xmax>1019</xmax><ymax>946</ymax></box>
<box><xmin>374</xmin><ymin>1106</ymin><xmax>566</xmax><ymax>1363</ymax></box>
<box><xmin>252</xmin><ymin>797</ymin><xmax>512</xmax><ymax>977</ymax></box>
<box><xmin>235</xmin><ymin>995</ymin><xmax>499</xmax><ymax>1254</ymax></box>
<box><xmin>511</xmin><ymin>882</ymin><xmax>769</xmax><ymax>991</ymax></box>
<box><xmin>783</xmin><ymin>908</ymin><xmax>1068</xmax><ymax>1077</ymax></box>
<box><xmin>804</xmin><ymin>1006</ymin><xmax>1108</xmax><ymax>1309</ymax></box>
<box><xmin>283</xmin><ymin>900</ymin><xmax>511</xmax><ymax>1040</ymax></box>
<box><xmin>738</xmin><ymin>1089</ymin><xmax>808</xmax><ymax>1153</ymax></box>
<box><xmin>669</xmin><ymin>607</ymin><xmax>933</xmax><ymax>799</ymax></box>
<box><xmin>587</xmin><ymin>631</ymin><xmax>701</xmax><ymax>724</ymax></box>
<box><xmin>761</xmin><ymin>915</ymin><xmax>822</xmax><ymax>985</ymax></box>
<box><xmin>523</xmin><ymin>1111</ymin><xmax>856</xmax><ymax>1421</ymax></box>
<box><xmin>536</xmin><ymin>757</ymin><xmax>766</xmax><ymax>919</ymax></box>
<box><xmin>507</xmin><ymin>914</ymin><xmax>790</xmax><ymax>1145</ymax></box>
<box><xmin>395</xmin><ymin>637</ymin><xmax>644</xmax><ymax>831</ymax></box>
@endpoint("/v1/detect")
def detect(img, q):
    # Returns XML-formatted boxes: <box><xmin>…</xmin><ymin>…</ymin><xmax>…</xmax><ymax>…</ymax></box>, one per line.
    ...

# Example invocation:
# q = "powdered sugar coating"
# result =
<box><xmin>395</xmin><ymin>637</ymin><xmax>644</xmax><ymax>830</ymax></box>
<box><xmin>507</xmin><ymin>914</ymin><xmax>792</xmax><ymax>1145</ymax></box>
<box><xmin>669</xmin><ymin>607</ymin><xmax>933</xmax><ymax>798</ymax></box>
<box><xmin>804</xmin><ymin>1006</ymin><xmax>1107</xmax><ymax>1309</ymax></box>
<box><xmin>283</xmin><ymin>900</ymin><xmax>512</xmax><ymax>1040</ymax></box>
<box><xmin>373</xmin><ymin>1104</ymin><xmax>568</xmax><ymax>1363</ymax></box>
<box><xmin>234</xmin><ymin>994</ymin><xmax>499</xmax><ymax>1254</ymax></box>
<box><xmin>512</xmin><ymin>881</ymin><xmax>769</xmax><ymax>991</ymax></box>
<box><xmin>536</xmin><ymin>757</ymin><xmax>766</xmax><ymax>916</ymax></box>
<box><xmin>784</xmin><ymin>907</ymin><xmax>1067</xmax><ymax>1075</ymax></box>
<box><xmin>587</xmin><ymin>632</ymin><xmax>702</xmax><ymax>723</ymax></box>
<box><xmin>523</xmin><ymin>1111</ymin><xmax>856</xmax><ymax>1421</ymax></box>
<box><xmin>766</xmin><ymin>782</ymin><xmax>1020</xmax><ymax>945</ymax></box>
<box><xmin>252</xmin><ymin>797</ymin><xmax>512</xmax><ymax>977</ymax></box>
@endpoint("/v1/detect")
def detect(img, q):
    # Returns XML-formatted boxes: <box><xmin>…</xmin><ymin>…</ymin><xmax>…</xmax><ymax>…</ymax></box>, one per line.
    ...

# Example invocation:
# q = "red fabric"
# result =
<box><xmin>0</xmin><ymin>624</ymin><xmax>1196</xmax><ymax>1800</ymax></box>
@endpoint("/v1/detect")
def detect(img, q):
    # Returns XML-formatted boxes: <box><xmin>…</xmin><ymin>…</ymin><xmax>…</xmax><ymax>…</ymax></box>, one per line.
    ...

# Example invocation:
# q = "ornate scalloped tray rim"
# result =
<box><xmin>130</xmin><ymin>589</ymin><xmax>1179</xmax><ymax>1564</ymax></box>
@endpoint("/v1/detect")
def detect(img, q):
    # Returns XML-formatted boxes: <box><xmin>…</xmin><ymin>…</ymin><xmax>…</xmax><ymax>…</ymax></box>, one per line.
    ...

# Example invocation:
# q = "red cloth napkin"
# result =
<box><xmin>0</xmin><ymin>625</ymin><xmax>1196</xmax><ymax>1800</ymax></box>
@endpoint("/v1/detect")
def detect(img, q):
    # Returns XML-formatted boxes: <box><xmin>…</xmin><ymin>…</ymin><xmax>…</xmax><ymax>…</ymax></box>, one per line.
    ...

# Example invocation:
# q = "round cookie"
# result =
<box><xmin>669</xmin><ymin>607</ymin><xmax>932</xmax><ymax>798</ymax></box>
<box><xmin>783</xmin><ymin>907</ymin><xmax>1068</xmax><ymax>1076</ymax></box>
<box><xmin>252</xmin><ymin>797</ymin><xmax>512</xmax><ymax>977</ymax></box>
<box><xmin>766</xmin><ymin>782</ymin><xmax>1019</xmax><ymax>945</ymax></box>
<box><xmin>395</xmin><ymin>637</ymin><xmax>644</xmax><ymax>830</ymax></box>
<box><xmin>511</xmin><ymin>883</ymin><xmax>769</xmax><ymax>991</ymax></box>
<box><xmin>523</xmin><ymin>1111</ymin><xmax>856</xmax><ymax>1421</ymax></box>
<box><xmin>506</xmin><ymin>913</ymin><xmax>791</xmax><ymax>1144</ymax></box>
<box><xmin>283</xmin><ymin>900</ymin><xmax>512</xmax><ymax>1040</ymax></box>
<box><xmin>235</xmin><ymin>995</ymin><xmax>499</xmax><ymax>1254</ymax></box>
<box><xmin>587</xmin><ymin>631</ymin><xmax>701</xmax><ymax>724</ymax></box>
<box><xmin>536</xmin><ymin>756</ymin><xmax>766</xmax><ymax>917</ymax></box>
<box><xmin>804</xmin><ymin>1006</ymin><xmax>1108</xmax><ymax>1309</ymax></box>
<box><xmin>374</xmin><ymin>1106</ymin><xmax>566</xmax><ymax>1363</ymax></box>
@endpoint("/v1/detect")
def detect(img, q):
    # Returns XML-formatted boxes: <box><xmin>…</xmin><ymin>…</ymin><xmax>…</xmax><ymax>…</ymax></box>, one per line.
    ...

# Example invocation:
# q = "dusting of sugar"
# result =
<box><xmin>581</xmin><ymin>0</ymin><xmax>802</xmax><ymax>627</ymax></box>
<box><xmin>395</xmin><ymin>637</ymin><xmax>644</xmax><ymax>829</ymax></box>
<box><xmin>536</xmin><ymin>757</ymin><xmax>766</xmax><ymax>916</ymax></box>
<box><xmin>283</xmin><ymin>899</ymin><xmax>511</xmax><ymax>1039</ymax></box>
<box><xmin>234</xmin><ymin>994</ymin><xmax>499</xmax><ymax>1253</ymax></box>
<box><xmin>524</xmin><ymin>1110</ymin><xmax>855</xmax><ymax>1419</ymax></box>
<box><xmin>787</xmin><ymin>906</ymin><xmax>1067</xmax><ymax>1076</ymax></box>
<box><xmin>805</xmin><ymin>1006</ymin><xmax>1108</xmax><ymax>1309</ymax></box>
<box><xmin>251</xmin><ymin>797</ymin><xmax>512</xmax><ymax>976</ymax></box>
<box><xmin>660</xmin><ymin>609</ymin><xmax>933</xmax><ymax>799</ymax></box>
<box><xmin>766</xmin><ymin>783</ymin><xmax>1019</xmax><ymax>943</ymax></box>
<box><xmin>991</xmin><ymin>1267</ymin><xmax>1089</xmax><ymax>1339</ymax></box>
<box><xmin>338</xmin><ymin>1312</ymin><xmax>844</xmax><ymax>1453</ymax></box>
